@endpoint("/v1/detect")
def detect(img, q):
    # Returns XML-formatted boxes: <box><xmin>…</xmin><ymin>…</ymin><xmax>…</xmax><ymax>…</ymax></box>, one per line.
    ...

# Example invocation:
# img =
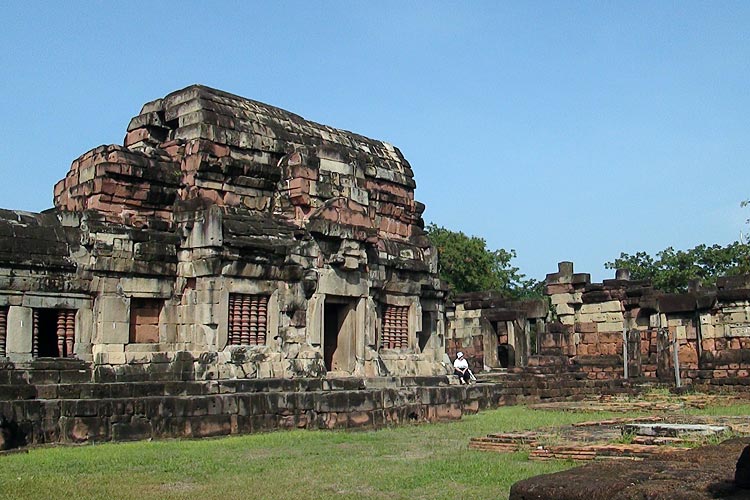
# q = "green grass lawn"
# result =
<box><xmin>2</xmin><ymin>402</ymin><xmax>749</xmax><ymax>500</ymax></box>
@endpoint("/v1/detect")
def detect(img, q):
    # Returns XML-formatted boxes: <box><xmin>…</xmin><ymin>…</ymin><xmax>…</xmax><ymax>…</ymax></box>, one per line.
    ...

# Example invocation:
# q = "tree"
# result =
<box><xmin>425</xmin><ymin>223</ymin><xmax>541</xmax><ymax>297</ymax></box>
<box><xmin>605</xmin><ymin>242</ymin><xmax>750</xmax><ymax>293</ymax></box>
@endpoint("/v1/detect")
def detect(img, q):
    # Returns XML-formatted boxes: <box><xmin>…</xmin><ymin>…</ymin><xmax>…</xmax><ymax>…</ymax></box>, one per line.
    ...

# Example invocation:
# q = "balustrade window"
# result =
<box><xmin>0</xmin><ymin>307</ymin><xmax>7</xmax><ymax>357</ymax></box>
<box><xmin>228</xmin><ymin>294</ymin><xmax>268</xmax><ymax>346</ymax></box>
<box><xmin>381</xmin><ymin>305</ymin><xmax>409</xmax><ymax>349</ymax></box>
<box><xmin>33</xmin><ymin>309</ymin><xmax>76</xmax><ymax>358</ymax></box>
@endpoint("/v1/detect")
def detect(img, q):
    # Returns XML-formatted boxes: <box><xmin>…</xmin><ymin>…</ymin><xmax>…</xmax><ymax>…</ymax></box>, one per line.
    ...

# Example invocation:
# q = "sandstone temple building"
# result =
<box><xmin>0</xmin><ymin>85</ymin><xmax>447</xmax><ymax>382</ymax></box>
<box><xmin>3</xmin><ymin>86</ymin><xmax>750</xmax><ymax>446</ymax></box>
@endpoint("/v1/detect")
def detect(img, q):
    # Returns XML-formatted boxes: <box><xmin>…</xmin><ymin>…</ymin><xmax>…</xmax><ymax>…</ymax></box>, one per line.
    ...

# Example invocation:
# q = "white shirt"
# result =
<box><xmin>454</xmin><ymin>357</ymin><xmax>468</xmax><ymax>370</ymax></box>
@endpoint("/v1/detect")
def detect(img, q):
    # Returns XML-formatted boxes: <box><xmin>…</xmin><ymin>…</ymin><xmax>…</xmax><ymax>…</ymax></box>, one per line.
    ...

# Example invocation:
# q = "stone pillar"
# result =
<box><xmin>627</xmin><ymin>329</ymin><xmax>642</xmax><ymax>378</ymax></box>
<box><xmin>74</xmin><ymin>307</ymin><xmax>94</xmax><ymax>361</ymax></box>
<box><xmin>657</xmin><ymin>328</ymin><xmax>672</xmax><ymax>381</ymax></box>
<box><xmin>64</xmin><ymin>310</ymin><xmax>75</xmax><ymax>357</ymax></box>
<box><xmin>6</xmin><ymin>306</ymin><xmax>33</xmax><ymax>362</ymax></box>
<box><xmin>56</xmin><ymin>311</ymin><xmax>66</xmax><ymax>357</ymax></box>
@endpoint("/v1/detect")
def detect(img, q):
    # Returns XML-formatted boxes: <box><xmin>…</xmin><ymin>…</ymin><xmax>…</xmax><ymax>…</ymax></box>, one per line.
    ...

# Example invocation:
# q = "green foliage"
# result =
<box><xmin>613</xmin><ymin>429</ymin><xmax>637</xmax><ymax>445</ymax></box>
<box><xmin>425</xmin><ymin>223</ymin><xmax>541</xmax><ymax>297</ymax></box>
<box><xmin>605</xmin><ymin>242</ymin><xmax>750</xmax><ymax>293</ymax></box>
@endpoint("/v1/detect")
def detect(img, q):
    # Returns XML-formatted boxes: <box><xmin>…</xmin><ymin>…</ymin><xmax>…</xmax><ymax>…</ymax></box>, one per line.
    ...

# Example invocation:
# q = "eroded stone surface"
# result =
<box><xmin>623</xmin><ymin>423</ymin><xmax>729</xmax><ymax>438</ymax></box>
<box><xmin>0</xmin><ymin>85</ymin><xmax>446</xmax><ymax>380</ymax></box>
<box><xmin>509</xmin><ymin>438</ymin><xmax>750</xmax><ymax>500</ymax></box>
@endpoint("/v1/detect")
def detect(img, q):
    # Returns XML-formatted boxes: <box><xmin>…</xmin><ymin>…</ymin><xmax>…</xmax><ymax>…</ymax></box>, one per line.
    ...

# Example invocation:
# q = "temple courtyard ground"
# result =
<box><xmin>1</xmin><ymin>393</ymin><xmax>749</xmax><ymax>500</ymax></box>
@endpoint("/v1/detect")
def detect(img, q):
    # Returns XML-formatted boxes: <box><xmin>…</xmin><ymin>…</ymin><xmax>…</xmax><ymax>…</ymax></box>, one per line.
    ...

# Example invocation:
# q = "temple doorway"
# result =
<box><xmin>323</xmin><ymin>297</ymin><xmax>357</xmax><ymax>372</ymax></box>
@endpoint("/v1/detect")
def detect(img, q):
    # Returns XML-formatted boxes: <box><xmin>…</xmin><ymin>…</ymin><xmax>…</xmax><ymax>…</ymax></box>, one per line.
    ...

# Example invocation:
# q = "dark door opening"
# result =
<box><xmin>37</xmin><ymin>309</ymin><xmax>61</xmax><ymax>357</ymax></box>
<box><xmin>324</xmin><ymin>302</ymin><xmax>344</xmax><ymax>371</ymax></box>
<box><xmin>497</xmin><ymin>344</ymin><xmax>516</xmax><ymax>368</ymax></box>
<box><xmin>323</xmin><ymin>297</ymin><xmax>357</xmax><ymax>372</ymax></box>
<box><xmin>418</xmin><ymin>311</ymin><xmax>433</xmax><ymax>352</ymax></box>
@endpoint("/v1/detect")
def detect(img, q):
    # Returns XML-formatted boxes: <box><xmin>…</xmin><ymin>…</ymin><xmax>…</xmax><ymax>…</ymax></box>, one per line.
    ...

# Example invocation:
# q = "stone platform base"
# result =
<box><xmin>0</xmin><ymin>366</ymin><xmax>633</xmax><ymax>447</ymax></box>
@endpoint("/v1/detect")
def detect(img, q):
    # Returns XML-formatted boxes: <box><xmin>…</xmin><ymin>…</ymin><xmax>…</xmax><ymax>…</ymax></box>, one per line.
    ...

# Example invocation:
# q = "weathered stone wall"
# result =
<box><xmin>538</xmin><ymin>262</ymin><xmax>750</xmax><ymax>384</ymax></box>
<box><xmin>0</xmin><ymin>361</ymin><xmax>631</xmax><ymax>447</ymax></box>
<box><xmin>447</xmin><ymin>292</ymin><xmax>547</xmax><ymax>373</ymax></box>
<box><xmin>0</xmin><ymin>85</ymin><xmax>447</xmax><ymax>381</ymax></box>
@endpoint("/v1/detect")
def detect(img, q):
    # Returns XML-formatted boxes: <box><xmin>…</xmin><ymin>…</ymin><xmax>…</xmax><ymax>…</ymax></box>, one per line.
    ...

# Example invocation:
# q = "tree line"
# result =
<box><xmin>426</xmin><ymin>224</ymin><xmax>750</xmax><ymax>297</ymax></box>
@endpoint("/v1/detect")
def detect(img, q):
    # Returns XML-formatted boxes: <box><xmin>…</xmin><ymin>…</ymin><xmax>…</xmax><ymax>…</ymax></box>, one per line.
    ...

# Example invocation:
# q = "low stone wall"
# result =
<box><xmin>539</xmin><ymin>263</ymin><xmax>750</xmax><ymax>386</ymax></box>
<box><xmin>0</xmin><ymin>362</ymin><xmax>633</xmax><ymax>447</ymax></box>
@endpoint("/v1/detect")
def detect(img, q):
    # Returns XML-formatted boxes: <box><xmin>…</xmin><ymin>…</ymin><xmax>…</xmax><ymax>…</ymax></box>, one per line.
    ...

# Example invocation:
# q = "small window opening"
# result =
<box><xmin>33</xmin><ymin>309</ymin><xmax>75</xmax><ymax>358</ymax></box>
<box><xmin>228</xmin><ymin>294</ymin><xmax>268</xmax><ymax>346</ymax></box>
<box><xmin>129</xmin><ymin>298</ymin><xmax>163</xmax><ymax>343</ymax></box>
<box><xmin>381</xmin><ymin>305</ymin><xmax>409</xmax><ymax>349</ymax></box>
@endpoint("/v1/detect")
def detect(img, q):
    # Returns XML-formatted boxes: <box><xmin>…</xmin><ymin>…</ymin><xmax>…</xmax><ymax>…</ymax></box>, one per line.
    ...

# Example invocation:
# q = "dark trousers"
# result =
<box><xmin>454</xmin><ymin>369</ymin><xmax>471</xmax><ymax>383</ymax></box>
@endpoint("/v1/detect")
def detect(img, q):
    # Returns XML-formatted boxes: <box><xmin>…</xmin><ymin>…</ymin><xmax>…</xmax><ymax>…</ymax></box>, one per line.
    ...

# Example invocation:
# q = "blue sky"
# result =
<box><xmin>1</xmin><ymin>1</ymin><xmax>748</xmax><ymax>282</ymax></box>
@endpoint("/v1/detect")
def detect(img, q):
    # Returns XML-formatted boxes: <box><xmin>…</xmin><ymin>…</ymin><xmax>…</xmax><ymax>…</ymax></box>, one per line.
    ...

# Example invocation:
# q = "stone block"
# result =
<box><xmin>319</xmin><ymin>158</ymin><xmax>354</xmax><ymax>176</ymax></box>
<box><xmin>725</xmin><ymin>311</ymin><xmax>749</xmax><ymax>323</ymax></box>
<box><xmin>676</xmin><ymin>325</ymin><xmax>687</xmax><ymax>340</ymax></box>
<box><xmin>316</xmin><ymin>269</ymin><xmax>368</xmax><ymax>297</ymax></box>
<box><xmin>649</xmin><ymin>314</ymin><xmax>660</xmax><ymax>328</ymax></box>
<box><xmin>97</xmin><ymin>295</ymin><xmax>130</xmax><ymax>324</ymax></box>
<box><xmin>60</xmin><ymin>416</ymin><xmax>109</xmax><ymax>443</ymax></box>
<box><xmin>92</xmin><ymin>343</ymin><xmax>125</xmax><ymax>356</ymax></box>
<box><xmin>598</xmin><ymin>300</ymin><xmax>621</xmax><ymax>313</ymax></box>
<box><xmin>75</xmin><ymin>307</ymin><xmax>94</xmax><ymax>353</ymax></box>
<box><xmin>560</xmin><ymin>315</ymin><xmax>575</xmax><ymax>326</ymax></box>
<box><xmin>107</xmin><ymin>352</ymin><xmax>127</xmax><ymax>365</ymax></box>
<box><xmin>730</xmin><ymin>325</ymin><xmax>750</xmax><ymax>337</ymax></box>
<box><xmin>597</xmin><ymin>322</ymin><xmax>622</xmax><ymax>333</ymax></box>
<box><xmin>606</xmin><ymin>313</ymin><xmax>623</xmax><ymax>323</ymax></box>
<box><xmin>119</xmin><ymin>278</ymin><xmax>173</xmax><ymax>297</ymax></box>
<box><xmin>6</xmin><ymin>306</ymin><xmax>32</xmax><ymax>355</ymax></box>
<box><xmin>575</xmin><ymin>322</ymin><xmax>597</xmax><ymax>333</ymax></box>
<box><xmin>580</xmin><ymin>303</ymin><xmax>602</xmax><ymax>315</ymax></box>
<box><xmin>99</xmin><ymin>321</ymin><xmax>129</xmax><ymax>344</ymax></box>
<box><xmin>555</xmin><ymin>303</ymin><xmax>575</xmax><ymax>315</ymax></box>
<box><xmin>592</xmin><ymin>313</ymin><xmax>607</xmax><ymax>323</ymax></box>
<box><xmin>550</xmin><ymin>293</ymin><xmax>577</xmax><ymax>306</ymax></box>
<box><xmin>111</xmin><ymin>417</ymin><xmax>153</xmax><ymax>441</ymax></box>
<box><xmin>545</xmin><ymin>283</ymin><xmax>573</xmax><ymax>295</ymax></box>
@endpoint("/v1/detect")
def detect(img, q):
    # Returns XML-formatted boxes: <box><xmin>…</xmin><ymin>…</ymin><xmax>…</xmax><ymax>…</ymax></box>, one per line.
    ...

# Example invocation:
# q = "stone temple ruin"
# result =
<box><xmin>2</xmin><ymin>85</ymin><xmax>750</xmax><ymax>446</ymax></box>
<box><xmin>448</xmin><ymin>261</ymin><xmax>750</xmax><ymax>389</ymax></box>
<box><xmin>1</xmin><ymin>85</ymin><xmax>446</xmax><ymax>381</ymax></box>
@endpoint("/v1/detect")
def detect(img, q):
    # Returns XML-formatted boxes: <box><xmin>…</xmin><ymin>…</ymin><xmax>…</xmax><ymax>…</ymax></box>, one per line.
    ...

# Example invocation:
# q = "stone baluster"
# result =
<box><xmin>384</xmin><ymin>307</ymin><xmax>393</xmax><ymax>349</ymax></box>
<box><xmin>0</xmin><ymin>307</ymin><xmax>7</xmax><ymax>357</ymax></box>
<box><xmin>65</xmin><ymin>310</ymin><xmax>76</xmax><ymax>357</ymax></box>
<box><xmin>56</xmin><ymin>311</ymin><xmax>66</xmax><ymax>357</ymax></box>
<box><xmin>382</xmin><ymin>308</ymin><xmax>389</xmax><ymax>349</ymax></box>
<box><xmin>257</xmin><ymin>296</ymin><xmax>268</xmax><ymax>345</ymax></box>
<box><xmin>240</xmin><ymin>295</ymin><xmax>250</xmax><ymax>344</ymax></box>
<box><xmin>228</xmin><ymin>295</ymin><xmax>237</xmax><ymax>345</ymax></box>
<box><xmin>249</xmin><ymin>296</ymin><xmax>259</xmax><ymax>345</ymax></box>
<box><xmin>400</xmin><ymin>307</ymin><xmax>408</xmax><ymax>349</ymax></box>
<box><xmin>233</xmin><ymin>295</ymin><xmax>242</xmax><ymax>345</ymax></box>
<box><xmin>32</xmin><ymin>310</ymin><xmax>39</xmax><ymax>357</ymax></box>
<box><xmin>396</xmin><ymin>307</ymin><xmax>403</xmax><ymax>349</ymax></box>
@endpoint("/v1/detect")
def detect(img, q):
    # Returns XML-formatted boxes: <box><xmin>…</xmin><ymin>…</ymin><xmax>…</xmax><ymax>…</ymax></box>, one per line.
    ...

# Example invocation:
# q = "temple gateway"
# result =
<box><xmin>0</xmin><ymin>85</ymin><xmax>448</xmax><ymax>381</ymax></box>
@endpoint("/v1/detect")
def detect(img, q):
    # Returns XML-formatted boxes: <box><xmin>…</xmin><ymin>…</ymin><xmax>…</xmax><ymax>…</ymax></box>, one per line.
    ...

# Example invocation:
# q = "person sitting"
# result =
<box><xmin>453</xmin><ymin>352</ymin><xmax>471</xmax><ymax>384</ymax></box>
